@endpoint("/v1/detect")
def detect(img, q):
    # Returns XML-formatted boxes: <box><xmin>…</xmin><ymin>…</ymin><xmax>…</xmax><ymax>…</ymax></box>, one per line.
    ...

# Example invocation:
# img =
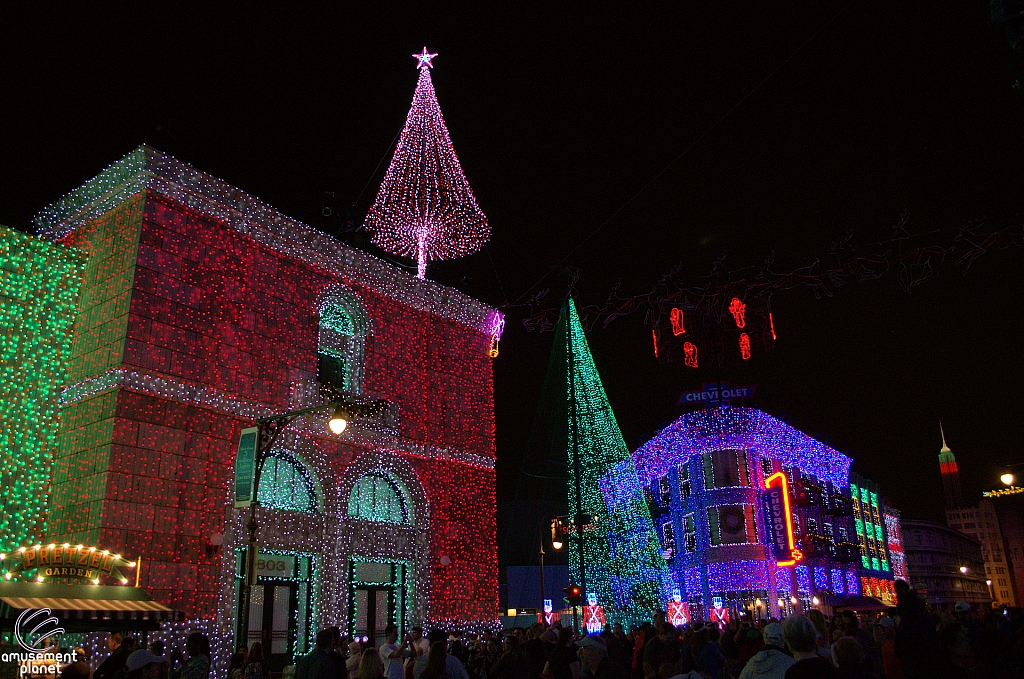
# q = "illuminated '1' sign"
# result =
<box><xmin>763</xmin><ymin>472</ymin><xmax>803</xmax><ymax>566</ymax></box>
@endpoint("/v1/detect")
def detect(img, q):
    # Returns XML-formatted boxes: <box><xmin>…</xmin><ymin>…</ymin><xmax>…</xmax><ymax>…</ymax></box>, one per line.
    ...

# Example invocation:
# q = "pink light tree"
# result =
<box><xmin>365</xmin><ymin>48</ymin><xmax>489</xmax><ymax>279</ymax></box>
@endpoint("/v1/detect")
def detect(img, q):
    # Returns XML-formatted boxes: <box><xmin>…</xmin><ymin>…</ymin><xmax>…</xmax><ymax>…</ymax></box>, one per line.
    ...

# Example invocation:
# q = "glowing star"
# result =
<box><xmin>413</xmin><ymin>47</ymin><xmax>438</xmax><ymax>69</ymax></box>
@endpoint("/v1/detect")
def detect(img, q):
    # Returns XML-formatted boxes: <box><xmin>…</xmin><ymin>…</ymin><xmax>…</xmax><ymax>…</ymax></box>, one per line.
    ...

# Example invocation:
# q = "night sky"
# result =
<box><xmin>3</xmin><ymin>4</ymin><xmax>1022</xmax><ymax>525</ymax></box>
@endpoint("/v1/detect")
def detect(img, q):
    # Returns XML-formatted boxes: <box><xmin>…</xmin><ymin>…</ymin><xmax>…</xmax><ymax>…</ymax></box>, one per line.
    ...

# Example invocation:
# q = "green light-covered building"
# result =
<box><xmin>0</xmin><ymin>225</ymin><xmax>83</xmax><ymax>550</ymax></box>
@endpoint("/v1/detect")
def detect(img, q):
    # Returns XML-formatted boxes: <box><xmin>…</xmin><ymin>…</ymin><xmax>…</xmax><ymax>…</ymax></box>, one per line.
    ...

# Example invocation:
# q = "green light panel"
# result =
<box><xmin>0</xmin><ymin>225</ymin><xmax>83</xmax><ymax>550</ymax></box>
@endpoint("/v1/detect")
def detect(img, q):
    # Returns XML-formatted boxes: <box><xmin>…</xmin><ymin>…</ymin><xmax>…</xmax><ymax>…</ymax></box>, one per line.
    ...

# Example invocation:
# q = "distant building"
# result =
<box><xmin>849</xmin><ymin>473</ymin><xmax>897</xmax><ymax>604</ymax></box>
<box><xmin>947</xmin><ymin>499</ymin><xmax>1015</xmax><ymax>606</ymax></box>
<box><xmin>902</xmin><ymin>520</ymin><xmax>991</xmax><ymax>607</ymax></box>
<box><xmin>883</xmin><ymin>503</ymin><xmax>907</xmax><ymax>581</ymax></box>
<box><xmin>938</xmin><ymin>423</ymin><xmax>964</xmax><ymax>509</ymax></box>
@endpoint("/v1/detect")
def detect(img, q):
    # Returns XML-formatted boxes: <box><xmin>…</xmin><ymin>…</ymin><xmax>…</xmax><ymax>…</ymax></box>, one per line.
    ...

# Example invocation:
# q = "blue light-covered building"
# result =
<box><xmin>601</xmin><ymin>408</ymin><xmax>875</xmax><ymax>621</ymax></box>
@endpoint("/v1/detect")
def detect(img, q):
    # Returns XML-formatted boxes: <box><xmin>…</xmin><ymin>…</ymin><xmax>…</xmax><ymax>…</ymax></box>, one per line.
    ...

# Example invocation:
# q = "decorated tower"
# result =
<box><xmin>938</xmin><ymin>422</ymin><xmax>965</xmax><ymax>510</ymax></box>
<box><xmin>365</xmin><ymin>48</ymin><xmax>489</xmax><ymax>279</ymax></box>
<box><xmin>556</xmin><ymin>299</ymin><xmax>670</xmax><ymax>621</ymax></box>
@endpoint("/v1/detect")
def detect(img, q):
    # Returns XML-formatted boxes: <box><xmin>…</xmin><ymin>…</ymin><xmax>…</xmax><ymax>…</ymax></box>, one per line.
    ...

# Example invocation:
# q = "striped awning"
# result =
<box><xmin>0</xmin><ymin>582</ymin><xmax>182</xmax><ymax>629</ymax></box>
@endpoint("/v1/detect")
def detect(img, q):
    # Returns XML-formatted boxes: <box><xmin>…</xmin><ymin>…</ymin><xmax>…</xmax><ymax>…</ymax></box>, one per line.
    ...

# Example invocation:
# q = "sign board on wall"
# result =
<box><xmin>234</xmin><ymin>427</ymin><xmax>259</xmax><ymax>507</ymax></box>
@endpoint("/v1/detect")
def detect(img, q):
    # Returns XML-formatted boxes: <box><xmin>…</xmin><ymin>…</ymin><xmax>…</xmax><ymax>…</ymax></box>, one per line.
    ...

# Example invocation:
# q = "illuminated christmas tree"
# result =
<box><xmin>556</xmin><ymin>299</ymin><xmax>671</xmax><ymax>622</ymax></box>
<box><xmin>366</xmin><ymin>48</ymin><xmax>489</xmax><ymax>279</ymax></box>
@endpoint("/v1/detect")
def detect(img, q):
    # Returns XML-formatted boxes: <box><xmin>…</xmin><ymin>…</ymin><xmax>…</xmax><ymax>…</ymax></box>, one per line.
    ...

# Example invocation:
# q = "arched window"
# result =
<box><xmin>258</xmin><ymin>453</ymin><xmax>317</xmax><ymax>513</ymax></box>
<box><xmin>348</xmin><ymin>473</ymin><xmax>408</xmax><ymax>524</ymax></box>
<box><xmin>316</xmin><ymin>291</ymin><xmax>369</xmax><ymax>394</ymax></box>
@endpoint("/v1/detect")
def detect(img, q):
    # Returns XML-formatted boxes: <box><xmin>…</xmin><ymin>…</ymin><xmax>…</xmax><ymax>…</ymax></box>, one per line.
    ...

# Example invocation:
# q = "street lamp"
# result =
<box><xmin>238</xmin><ymin>391</ymin><xmax>388</xmax><ymax>649</ymax></box>
<box><xmin>551</xmin><ymin>517</ymin><xmax>566</xmax><ymax>551</ymax></box>
<box><xmin>1001</xmin><ymin>474</ymin><xmax>1015</xmax><ymax>486</ymax></box>
<box><xmin>960</xmin><ymin>566</ymin><xmax>969</xmax><ymax>574</ymax></box>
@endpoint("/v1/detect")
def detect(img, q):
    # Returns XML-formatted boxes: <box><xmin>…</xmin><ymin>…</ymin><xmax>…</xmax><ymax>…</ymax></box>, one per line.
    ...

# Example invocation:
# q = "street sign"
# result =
<box><xmin>234</xmin><ymin>427</ymin><xmax>259</xmax><ymax>508</ymax></box>
<box><xmin>677</xmin><ymin>382</ymin><xmax>756</xmax><ymax>407</ymax></box>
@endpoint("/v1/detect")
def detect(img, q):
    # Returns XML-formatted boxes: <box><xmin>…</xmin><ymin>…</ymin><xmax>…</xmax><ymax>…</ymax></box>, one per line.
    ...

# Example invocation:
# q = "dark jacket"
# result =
<box><xmin>297</xmin><ymin>649</ymin><xmax>339</xmax><ymax>679</ymax></box>
<box><xmin>95</xmin><ymin>647</ymin><xmax>131</xmax><ymax>679</ymax></box>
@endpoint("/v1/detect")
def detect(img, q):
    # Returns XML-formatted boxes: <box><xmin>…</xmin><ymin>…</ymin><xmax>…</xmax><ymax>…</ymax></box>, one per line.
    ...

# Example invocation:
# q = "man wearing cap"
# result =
<box><xmin>125</xmin><ymin>650</ymin><xmax>165</xmax><ymax>679</ymax></box>
<box><xmin>576</xmin><ymin>635</ymin><xmax>629</xmax><ymax>679</ymax></box>
<box><xmin>737</xmin><ymin>623</ymin><xmax>795</xmax><ymax>679</ymax></box>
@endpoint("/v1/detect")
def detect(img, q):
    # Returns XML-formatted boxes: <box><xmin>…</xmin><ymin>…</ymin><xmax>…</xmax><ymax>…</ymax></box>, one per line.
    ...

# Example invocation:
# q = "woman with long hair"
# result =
<box><xmin>358</xmin><ymin>648</ymin><xmax>386</xmax><ymax>679</ymax></box>
<box><xmin>419</xmin><ymin>642</ymin><xmax>450</xmax><ymax>679</ymax></box>
<box><xmin>243</xmin><ymin>643</ymin><xmax>266</xmax><ymax>679</ymax></box>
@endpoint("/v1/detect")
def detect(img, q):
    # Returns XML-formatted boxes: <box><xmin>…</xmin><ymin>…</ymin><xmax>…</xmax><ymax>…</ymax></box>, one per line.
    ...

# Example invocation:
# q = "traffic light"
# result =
<box><xmin>563</xmin><ymin>584</ymin><xmax>582</xmax><ymax>606</ymax></box>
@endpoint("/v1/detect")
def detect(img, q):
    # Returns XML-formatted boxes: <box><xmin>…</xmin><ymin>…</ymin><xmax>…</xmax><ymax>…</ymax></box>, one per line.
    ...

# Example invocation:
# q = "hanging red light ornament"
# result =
<box><xmin>683</xmin><ymin>342</ymin><xmax>698</xmax><ymax>368</ymax></box>
<box><xmin>769</xmin><ymin>311</ymin><xmax>777</xmax><ymax>341</ymax></box>
<box><xmin>728</xmin><ymin>298</ymin><xmax>747</xmax><ymax>328</ymax></box>
<box><xmin>670</xmin><ymin>308</ymin><xmax>686</xmax><ymax>336</ymax></box>
<box><xmin>652</xmin><ymin>329</ymin><xmax>659</xmax><ymax>359</ymax></box>
<box><xmin>739</xmin><ymin>333</ymin><xmax>751</xmax><ymax>360</ymax></box>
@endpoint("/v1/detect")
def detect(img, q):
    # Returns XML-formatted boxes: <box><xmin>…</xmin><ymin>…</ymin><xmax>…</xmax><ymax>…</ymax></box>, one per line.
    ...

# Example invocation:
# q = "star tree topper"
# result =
<box><xmin>365</xmin><ymin>48</ymin><xmax>490</xmax><ymax>279</ymax></box>
<box><xmin>413</xmin><ymin>47</ymin><xmax>437</xmax><ymax>69</ymax></box>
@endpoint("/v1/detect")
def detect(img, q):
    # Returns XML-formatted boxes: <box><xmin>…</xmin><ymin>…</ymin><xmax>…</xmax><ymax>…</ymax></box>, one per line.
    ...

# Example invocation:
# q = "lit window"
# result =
<box><xmin>662</xmin><ymin>522</ymin><xmax>676</xmax><ymax>559</ymax></box>
<box><xmin>702</xmin><ymin>450</ymin><xmax>751</xmax><ymax>489</ymax></box>
<box><xmin>348</xmin><ymin>473</ymin><xmax>408</xmax><ymax>524</ymax></box>
<box><xmin>708</xmin><ymin>505</ymin><xmax>757</xmax><ymax>546</ymax></box>
<box><xmin>316</xmin><ymin>292</ymin><xmax>369</xmax><ymax>394</ymax></box>
<box><xmin>258</xmin><ymin>453</ymin><xmax>316</xmax><ymax>513</ymax></box>
<box><xmin>683</xmin><ymin>514</ymin><xmax>697</xmax><ymax>552</ymax></box>
<box><xmin>678</xmin><ymin>464</ymin><xmax>692</xmax><ymax>500</ymax></box>
<box><xmin>658</xmin><ymin>475</ymin><xmax>671</xmax><ymax>507</ymax></box>
<box><xmin>761</xmin><ymin>457</ymin><xmax>773</xmax><ymax>478</ymax></box>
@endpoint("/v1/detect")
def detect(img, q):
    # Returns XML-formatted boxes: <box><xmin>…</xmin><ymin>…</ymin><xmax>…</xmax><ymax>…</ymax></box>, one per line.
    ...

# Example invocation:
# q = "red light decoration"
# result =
<box><xmin>739</xmin><ymin>333</ymin><xmax>751</xmax><ymax>360</ymax></box>
<box><xmin>769</xmin><ymin>312</ymin><xmax>777</xmax><ymax>341</ymax></box>
<box><xmin>670</xmin><ymin>308</ymin><xmax>686</xmax><ymax>336</ymax></box>
<box><xmin>940</xmin><ymin>460</ymin><xmax>959</xmax><ymax>475</ymax></box>
<box><xmin>651</xmin><ymin>329</ymin><xmax>659</xmax><ymax>359</ymax></box>
<box><xmin>764</xmin><ymin>472</ymin><xmax>804</xmax><ymax>567</ymax></box>
<box><xmin>683</xmin><ymin>342</ymin><xmax>698</xmax><ymax>369</ymax></box>
<box><xmin>34</xmin><ymin>148</ymin><xmax>501</xmax><ymax>641</ymax></box>
<box><xmin>365</xmin><ymin>49</ymin><xmax>489</xmax><ymax>279</ymax></box>
<box><xmin>728</xmin><ymin>298</ymin><xmax>746</xmax><ymax>328</ymax></box>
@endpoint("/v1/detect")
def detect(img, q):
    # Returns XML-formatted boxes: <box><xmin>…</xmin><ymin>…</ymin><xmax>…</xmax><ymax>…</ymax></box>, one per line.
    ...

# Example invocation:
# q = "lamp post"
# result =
<box><xmin>237</xmin><ymin>394</ymin><xmax>387</xmax><ymax>649</ymax></box>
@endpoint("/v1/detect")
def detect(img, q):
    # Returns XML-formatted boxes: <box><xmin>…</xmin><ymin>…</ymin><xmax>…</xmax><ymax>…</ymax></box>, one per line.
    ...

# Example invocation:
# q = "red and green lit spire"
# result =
<box><xmin>938</xmin><ymin>422</ymin><xmax>964</xmax><ymax>510</ymax></box>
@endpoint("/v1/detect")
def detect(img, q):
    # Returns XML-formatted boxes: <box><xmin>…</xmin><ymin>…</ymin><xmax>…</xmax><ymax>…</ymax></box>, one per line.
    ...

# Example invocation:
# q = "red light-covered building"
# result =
<box><xmin>39</xmin><ymin>146</ymin><xmax>501</xmax><ymax>662</ymax></box>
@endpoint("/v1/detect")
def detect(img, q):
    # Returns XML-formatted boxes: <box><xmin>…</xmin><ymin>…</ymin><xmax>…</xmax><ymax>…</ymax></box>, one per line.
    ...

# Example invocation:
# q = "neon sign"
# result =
<box><xmin>683</xmin><ymin>342</ymin><xmax>698</xmax><ymax>368</ymax></box>
<box><xmin>1</xmin><ymin>544</ymin><xmax>136</xmax><ymax>585</ymax></box>
<box><xmin>728</xmin><ymin>298</ymin><xmax>746</xmax><ymax>328</ymax></box>
<box><xmin>762</xmin><ymin>473</ymin><xmax>803</xmax><ymax>566</ymax></box>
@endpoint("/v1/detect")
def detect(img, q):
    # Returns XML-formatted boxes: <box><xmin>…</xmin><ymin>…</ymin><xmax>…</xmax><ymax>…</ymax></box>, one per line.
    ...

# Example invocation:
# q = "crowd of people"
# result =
<box><xmin>283</xmin><ymin>585</ymin><xmax>1024</xmax><ymax>679</ymax></box>
<box><xmin>46</xmin><ymin>581</ymin><xmax>1024</xmax><ymax>679</ymax></box>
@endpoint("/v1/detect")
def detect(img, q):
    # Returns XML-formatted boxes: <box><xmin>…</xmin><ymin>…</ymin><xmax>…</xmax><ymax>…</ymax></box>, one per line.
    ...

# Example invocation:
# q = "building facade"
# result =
<box><xmin>947</xmin><ymin>499</ymin><xmax>1015</xmax><ymax>606</ymax></box>
<box><xmin>0</xmin><ymin>225</ymin><xmax>83</xmax><ymax>550</ymax></box>
<box><xmin>902</xmin><ymin>520</ymin><xmax>991</xmax><ymax>607</ymax></box>
<box><xmin>27</xmin><ymin>147</ymin><xmax>500</xmax><ymax>664</ymax></box>
<box><xmin>883</xmin><ymin>503</ymin><xmax>907</xmax><ymax>582</ymax></box>
<box><xmin>605</xmin><ymin>407</ymin><xmax>875</xmax><ymax>621</ymax></box>
<box><xmin>849</xmin><ymin>474</ymin><xmax>896</xmax><ymax>604</ymax></box>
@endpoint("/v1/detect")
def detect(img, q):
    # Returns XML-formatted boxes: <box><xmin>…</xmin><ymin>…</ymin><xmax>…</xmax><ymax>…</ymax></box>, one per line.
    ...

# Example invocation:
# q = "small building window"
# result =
<box><xmin>662</xmin><ymin>522</ymin><xmax>676</xmax><ymax>559</ymax></box>
<box><xmin>683</xmin><ymin>514</ymin><xmax>697</xmax><ymax>552</ymax></box>
<box><xmin>708</xmin><ymin>505</ymin><xmax>757</xmax><ymax>546</ymax></box>
<box><xmin>678</xmin><ymin>464</ymin><xmax>692</xmax><ymax>500</ymax></box>
<box><xmin>761</xmin><ymin>456</ymin><xmax>773</xmax><ymax>479</ymax></box>
<box><xmin>658</xmin><ymin>475</ymin><xmax>671</xmax><ymax>507</ymax></box>
<box><xmin>258</xmin><ymin>453</ymin><xmax>316</xmax><ymax>513</ymax></box>
<box><xmin>702</xmin><ymin>450</ymin><xmax>751</xmax><ymax>489</ymax></box>
<box><xmin>316</xmin><ymin>292</ymin><xmax>369</xmax><ymax>394</ymax></box>
<box><xmin>348</xmin><ymin>473</ymin><xmax>408</xmax><ymax>524</ymax></box>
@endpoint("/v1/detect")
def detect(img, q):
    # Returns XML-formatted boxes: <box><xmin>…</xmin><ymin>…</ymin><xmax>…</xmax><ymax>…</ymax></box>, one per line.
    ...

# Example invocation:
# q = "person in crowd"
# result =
<box><xmin>643</xmin><ymin>623</ymin><xmax>680</xmax><ymax>679</ymax></box>
<box><xmin>489</xmin><ymin>635</ymin><xmax>525</xmax><ymax>679</ymax></box>
<box><xmin>95</xmin><ymin>634</ymin><xmax>131</xmax><ymax>679</ymax></box>
<box><xmin>411</xmin><ymin>628</ymin><xmax>430</xmax><ymax>657</ymax></box>
<box><xmin>738</xmin><ymin>622</ymin><xmax>795</xmax><ymax>679</ymax></box>
<box><xmin>782</xmin><ymin>615</ymin><xmax>837</xmax><ymax>679</ymax></box>
<box><xmin>380</xmin><ymin>625</ymin><xmax>411</xmax><ymax>679</ymax></box>
<box><xmin>543</xmin><ymin>627</ymin><xmax>577</xmax><ymax>679</ymax></box>
<box><xmin>243</xmin><ymin>643</ymin><xmax>267</xmax><ymax>679</ymax></box>
<box><xmin>227</xmin><ymin>648</ymin><xmax>248</xmax><ymax>679</ymax></box>
<box><xmin>59</xmin><ymin>648</ymin><xmax>91</xmax><ymax>679</ymax></box>
<box><xmin>347</xmin><ymin>641</ymin><xmax>364</xmax><ymax>679</ymax></box>
<box><xmin>449</xmin><ymin>633</ymin><xmax>470</xmax><ymax>667</ymax></box>
<box><xmin>523</xmin><ymin>624</ymin><xmax>549</xmax><ymax>679</ymax></box>
<box><xmin>125</xmin><ymin>650</ymin><xmax>165</xmax><ymax>679</ymax></box>
<box><xmin>805</xmin><ymin>610</ymin><xmax>831</xmax><ymax>659</ymax></box>
<box><xmin>358</xmin><ymin>649</ymin><xmax>386</xmax><ymax>679</ymax></box>
<box><xmin>298</xmin><ymin>630</ymin><xmax>341</xmax><ymax>679</ymax></box>
<box><xmin>575</xmin><ymin>635</ymin><xmax>629</xmax><ymax>679</ymax></box>
<box><xmin>419</xmin><ymin>643</ymin><xmax>453</xmax><ymax>679</ymax></box>
<box><xmin>875</xmin><ymin>617</ymin><xmax>902</xmax><ymax>679</ymax></box>
<box><xmin>830</xmin><ymin>637</ymin><xmax>864</xmax><ymax>679</ymax></box>
<box><xmin>413</xmin><ymin>630</ymin><xmax>469</xmax><ymax>679</ymax></box>
<box><xmin>167</xmin><ymin>634</ymin><xmax>208</xmax><ymax>679</ymax></box>
<box><xmin>688</xmin><ymin>626</ymin><xmax>725</xmax><ymax>679</ymax></box>
<box><xmin>892</xmin><ymin>580</ymin><xmax>934</xmax><ymax>679</ymax></box>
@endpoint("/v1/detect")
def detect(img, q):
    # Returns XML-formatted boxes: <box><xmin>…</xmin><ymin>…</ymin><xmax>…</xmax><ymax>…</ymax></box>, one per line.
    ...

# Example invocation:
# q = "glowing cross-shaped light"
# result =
<box><xmin>413</xmin><ymin>47</ymin><xmax>438</xmax><ymax>69</ymax></box>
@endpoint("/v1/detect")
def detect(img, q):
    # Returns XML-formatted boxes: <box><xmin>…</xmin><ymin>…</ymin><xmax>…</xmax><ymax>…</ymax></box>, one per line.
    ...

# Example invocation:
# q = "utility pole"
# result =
<box><xmin>566</xmin><ymin>299</ymin><xmax>588</xmax><ymax>601</ymax></box>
